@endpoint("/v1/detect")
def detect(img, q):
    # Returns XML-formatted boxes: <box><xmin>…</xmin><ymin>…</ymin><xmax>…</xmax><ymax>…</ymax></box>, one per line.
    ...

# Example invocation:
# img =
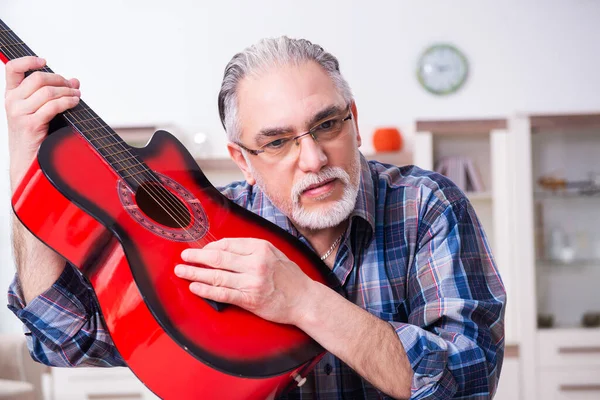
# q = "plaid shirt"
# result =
<box><xmin>8</xmin><ymin>155</ymin><xmax>506</xmax><ymax>399</ymax></box>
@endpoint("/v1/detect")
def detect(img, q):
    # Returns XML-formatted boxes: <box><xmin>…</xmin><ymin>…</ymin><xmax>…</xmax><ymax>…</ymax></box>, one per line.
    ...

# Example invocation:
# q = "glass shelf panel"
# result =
<box><xmin>532</xmin><ymin>126</ymin><xmax>600</xmax><ymax>330</ymax></box>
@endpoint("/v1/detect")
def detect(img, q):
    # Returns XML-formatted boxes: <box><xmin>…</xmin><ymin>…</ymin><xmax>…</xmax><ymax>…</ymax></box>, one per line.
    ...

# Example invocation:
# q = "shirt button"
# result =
<box><xmin>324</xmin><ymin>363</ymin><xmax>333</xmax><ymax>375</ymax></box>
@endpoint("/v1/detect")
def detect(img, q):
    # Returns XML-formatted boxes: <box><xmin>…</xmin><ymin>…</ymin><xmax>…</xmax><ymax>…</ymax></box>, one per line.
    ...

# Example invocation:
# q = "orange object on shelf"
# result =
<box><xmin>372</xmin><ymin>127</ymin><xmax>403</xmax><ymax>152</ymax></box>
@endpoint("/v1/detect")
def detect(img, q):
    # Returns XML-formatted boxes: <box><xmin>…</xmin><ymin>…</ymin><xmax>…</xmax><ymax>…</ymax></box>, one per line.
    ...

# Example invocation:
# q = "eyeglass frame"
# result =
<box><xmin>234</xmin><ymin>105</ymin><xmax>353</xmax><ymax>156</ymax></box>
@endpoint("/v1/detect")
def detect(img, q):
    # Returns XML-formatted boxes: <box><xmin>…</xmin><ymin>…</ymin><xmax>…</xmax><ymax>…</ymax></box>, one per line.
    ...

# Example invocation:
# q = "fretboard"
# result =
<box><xmin>0</xmin><ymin>18</ymin><xmax>155</xmax><ymax>191</ymax></box>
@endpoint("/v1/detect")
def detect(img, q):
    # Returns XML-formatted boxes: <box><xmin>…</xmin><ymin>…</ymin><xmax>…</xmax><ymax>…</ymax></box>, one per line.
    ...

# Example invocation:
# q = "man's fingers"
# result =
<box><xmin>188</xmin><ymin>282</ymin><xmax>243</xmax><ymax>306</ymax></box>
<box><xmin>174</xmin><ymin>265</ymin><xmax>242</xmax><ymax>289</ymax></box>
<box><xmin>32</xmin><ymin>96</ymin><xmax>80</xmax><ymax>126</ymax></box>
<box><xmin>67</xmin><ymin>78</ymin><xmax>80</xmax><ymax>90</ymax></box>
<box><xmin>181</xmin><ymin>248</ymin><xmax>245</xmax><ymax>272</ymax></box>
<box><xmin>17</xmin><ymin>71</ymin><xmax>72</xmax><ymax>100</ymax></box>
<box><xmin>22</xmin><ymin>86</ymin><xmax>80</xmax><ymax>115</ymax></box>
<box><xmin>5</xmin><ymin>56</ymin><xmax>45</xmax><ymax>90</ymax></box>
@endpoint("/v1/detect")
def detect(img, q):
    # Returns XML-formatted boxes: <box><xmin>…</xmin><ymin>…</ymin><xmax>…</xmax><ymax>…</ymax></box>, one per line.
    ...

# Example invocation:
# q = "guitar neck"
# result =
<box><xmin>0</xmin><ymin>18</ymin><xmax>155</xmax><ymax>190</ymax></box>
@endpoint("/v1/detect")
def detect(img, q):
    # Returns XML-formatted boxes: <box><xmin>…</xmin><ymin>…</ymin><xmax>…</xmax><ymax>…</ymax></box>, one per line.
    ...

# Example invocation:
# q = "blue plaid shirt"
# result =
<box><xmin>8</xmin><ymin>155</ymin><xmax>506</xmax><ymax>399</ymax></box>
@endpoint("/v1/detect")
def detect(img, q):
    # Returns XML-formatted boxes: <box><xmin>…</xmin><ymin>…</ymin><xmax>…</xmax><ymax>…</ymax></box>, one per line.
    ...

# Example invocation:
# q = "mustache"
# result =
<box><xmin>292</xmin><ymin>167</ymin><xmax>350</xmax><ymax>202</ymax></box>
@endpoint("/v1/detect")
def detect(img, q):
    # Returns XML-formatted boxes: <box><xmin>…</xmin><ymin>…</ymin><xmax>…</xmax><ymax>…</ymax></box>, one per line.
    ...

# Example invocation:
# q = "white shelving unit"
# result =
<box><xmin>514</xmin><ymin>113</ymin><xmax>600</xmax><ymax>400</ymax></box>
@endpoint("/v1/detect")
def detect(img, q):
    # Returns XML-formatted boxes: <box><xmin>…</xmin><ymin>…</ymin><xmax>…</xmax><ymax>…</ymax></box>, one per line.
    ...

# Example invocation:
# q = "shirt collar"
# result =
<box><xmin>348</xmin><ymin>154</ymin><xmax>376</xmax><ymax>240</ymax></box>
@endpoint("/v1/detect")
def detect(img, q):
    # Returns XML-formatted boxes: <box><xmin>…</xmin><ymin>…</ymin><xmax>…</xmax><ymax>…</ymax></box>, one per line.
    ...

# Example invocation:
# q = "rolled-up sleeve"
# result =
<box><xmin>7</xmin><ymin>263</ymin><xmax>125</xmax><ymax>367</ymax></box>
<box><xmin>394</xmin><ymin>197</ymin><xmax>506</xmax><ymax>399</ymax></box>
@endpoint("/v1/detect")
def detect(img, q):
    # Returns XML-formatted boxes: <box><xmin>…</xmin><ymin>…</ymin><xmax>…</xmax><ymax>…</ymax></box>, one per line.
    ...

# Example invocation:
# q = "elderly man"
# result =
<box><xmin>5</xmin><ymin>37</ymin><xmax>505</xmax><ymax>399</ymax></box>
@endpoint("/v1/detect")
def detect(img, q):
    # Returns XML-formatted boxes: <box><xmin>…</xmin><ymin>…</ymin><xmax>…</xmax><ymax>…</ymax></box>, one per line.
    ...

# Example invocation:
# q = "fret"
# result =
<box><xmin>97</xmin><ymin>141</ymin><xmax>126</xmax><ymax>151</ymax></box>
<box><xmin>119</xmin><ymin>163</ymin><xmax>147</xmax><ymax>172</ymax></box>
<box><xmin>106</xmin><ymin>153</ymin><xmax>139</xmax><ymax>165</ymax></box>
<box><xmin>102</xmin><ymin>148</ymin><xmax>132</xmax><ymax>157</ymax></box>
<box><xmin>74</xmin><ymin>123</ymin><xmax>111</xmax><ymax>136</ymax></box>
<box><xmin>110</xmin><ymin>154</ymin><xmax>140</xmax><ymax>165</ymax></box>
<box><xmin>0</xmin><ymin>41</ymin><xmax>25</xmax><ymax>48</ymax></box>
<box><xmin>71</xmin><ymin>114</ymin><xmax>102</xmax><ymax>125</ymax></box>
<box><xmin>81</xmin><ymin>125</ymin><xmax>115</xmax><ymax>137</ymax></box>
<box><xmin>121</xmin><ymin>168</ymin><xmax>151</xmax><ymax>179</ymax></box>
<box><xmin>67</xmin><ymin>107</ymin><xmax>93</xmax><ymax>117</ymax></box>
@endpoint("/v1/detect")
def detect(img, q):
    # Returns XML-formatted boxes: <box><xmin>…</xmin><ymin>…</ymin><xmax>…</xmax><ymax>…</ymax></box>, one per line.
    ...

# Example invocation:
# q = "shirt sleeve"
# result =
<box><xmin>393</xmin><ymin>196</ymin><xmax>506</xmax><ymax>399</ymax></box>
<box><xmin>7</xmin><ymin>263</ymin><xmax>125</xmax><ymax>367</ymax></box>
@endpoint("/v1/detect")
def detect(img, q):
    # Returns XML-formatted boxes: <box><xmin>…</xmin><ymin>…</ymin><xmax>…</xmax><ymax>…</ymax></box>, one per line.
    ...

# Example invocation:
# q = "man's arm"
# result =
<box><xmin>11</xmin><ymin>214</ymin><xmax>66</xmax><ymax>304</ymax></box>
<box><xmin>6</xmin><ymin>56</ymin><xmax>78</xmax><ymax>303</ymax></box>
<box><xmin>388</xmin><ymin>196</ymin><xmax>506</xmax><ymax>398</ymax></box>
<box><xmin>5</xmin><ymin>56</ymin><xmax>123</xmax><ymax>367</ymax></box>
<box><xmin>296</xmin><ymin>283</ymin><xmax>413</xmax><ymax>399</ymax></box>
<box><xmin>8</xmin><ymin>264</ymin><xmax>125</xmax><ymax>367</ymax></box>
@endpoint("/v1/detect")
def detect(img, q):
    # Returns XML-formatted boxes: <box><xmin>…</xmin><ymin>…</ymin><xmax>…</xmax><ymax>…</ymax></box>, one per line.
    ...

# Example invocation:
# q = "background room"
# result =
<box><xmin>1</xmin><ymin>1</ymin><xmax>599</xmax><ymax>399</ymax></box>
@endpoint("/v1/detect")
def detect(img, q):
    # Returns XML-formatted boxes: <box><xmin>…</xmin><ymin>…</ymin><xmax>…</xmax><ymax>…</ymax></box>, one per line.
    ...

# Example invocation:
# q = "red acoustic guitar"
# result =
<box><xmin>0</xmin><ymin>19</ymin><xmax>335</xmax><ymax>399</ymax></box>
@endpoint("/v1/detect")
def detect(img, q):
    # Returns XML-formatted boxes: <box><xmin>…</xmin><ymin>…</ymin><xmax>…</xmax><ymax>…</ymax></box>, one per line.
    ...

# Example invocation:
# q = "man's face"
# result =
<box><xmin>231</xmin><ymin>61</ymin><xmax>362</xmax><ymax>230</ymax></box>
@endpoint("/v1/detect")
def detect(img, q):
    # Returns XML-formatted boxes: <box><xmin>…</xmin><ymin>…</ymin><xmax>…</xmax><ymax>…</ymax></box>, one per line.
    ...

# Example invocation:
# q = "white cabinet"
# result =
<box><xmin>538</xmin><ymin>369</ymin><xmax>600</xmax><ymax>400</ymax></box>
<box><xmin>513</xmin><ymin>113</ymin><xmax>600</xmax><ymax>400</ymax></box>
<box><xmin>495</xmin><ymin>356</ymin><xmax>520</xmax><ymax>400</ymax></box>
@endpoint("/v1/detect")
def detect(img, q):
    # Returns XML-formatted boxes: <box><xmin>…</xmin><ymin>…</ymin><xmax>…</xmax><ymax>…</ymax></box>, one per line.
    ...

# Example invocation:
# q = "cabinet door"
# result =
<box><xmin>538</xmin><ymin>368</ymin><xmax>600</xmax><ymax>400</ymax></box>
<box><xmin>494</xmin><ymin>357</ymin><xmax>520</xmax><ymax>400</ymax></box>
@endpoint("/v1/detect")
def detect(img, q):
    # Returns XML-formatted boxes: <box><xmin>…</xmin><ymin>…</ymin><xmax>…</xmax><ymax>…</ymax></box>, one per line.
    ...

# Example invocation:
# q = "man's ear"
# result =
<box><xmin>227</xmin><ymin>142</ymin><xmax>256</xmax><ymax>185</ymax></box>
<box><xmin>351</xmin><ymin>101</ymin><xmax>361</xmax><ymax>147</ymax></box>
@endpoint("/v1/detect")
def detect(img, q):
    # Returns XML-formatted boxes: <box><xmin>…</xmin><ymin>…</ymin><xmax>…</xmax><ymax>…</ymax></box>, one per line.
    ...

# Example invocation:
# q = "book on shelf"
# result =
<box><xmin>435</xmin><ymin>156</ymin><xmax>485</xmax><ymax>192</ymax></box>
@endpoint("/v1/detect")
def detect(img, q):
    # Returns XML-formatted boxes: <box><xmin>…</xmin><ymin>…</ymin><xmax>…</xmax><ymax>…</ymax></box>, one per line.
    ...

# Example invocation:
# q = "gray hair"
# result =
<box><xmin>218</xmin><ymin>36</ymin><xmax>353</xmax><ymax>142</ymax></box>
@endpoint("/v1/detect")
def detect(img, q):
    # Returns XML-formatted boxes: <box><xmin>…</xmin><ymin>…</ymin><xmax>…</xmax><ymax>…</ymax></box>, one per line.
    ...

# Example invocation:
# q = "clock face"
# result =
<box><xmin>417</xmin><ymin>44</ymin><xmax>468</xmax><ymax>95</ymax></box>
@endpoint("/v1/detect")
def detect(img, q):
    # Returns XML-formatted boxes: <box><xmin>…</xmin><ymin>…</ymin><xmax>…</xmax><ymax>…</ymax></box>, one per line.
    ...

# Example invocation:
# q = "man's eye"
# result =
<box><xmin>319</xmin><ymin>119</ymin><xmax>335</xmax><ymax>130</ymax></box>
<box><xmin>264</xmin><ymin>138</ymin><xmax>290</xmax><ymax>149</ymax></box>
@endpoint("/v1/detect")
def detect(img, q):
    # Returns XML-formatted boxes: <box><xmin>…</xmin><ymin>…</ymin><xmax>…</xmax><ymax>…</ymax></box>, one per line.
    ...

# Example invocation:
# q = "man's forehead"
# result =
<box><xmin>236</xmin><ymin>62</ymin><xmax>344</xmax><ymax>136</ymax></box>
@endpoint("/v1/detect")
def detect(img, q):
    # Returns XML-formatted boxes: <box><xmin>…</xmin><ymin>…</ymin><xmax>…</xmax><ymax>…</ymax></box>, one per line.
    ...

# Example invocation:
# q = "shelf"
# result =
<box><xmin>415</xmin><ymin>118</ymin><xmax>507</xmax><ymax>134</ymax></box>
<box><xmin>466</xmin><ymin>191</ymin><xmax>492</xmax><ymax>201</ymax></box>
<box><xmin>537</xmin><ymin>259</ymin><xmax>600</xmax><ymax>268</ymax></box>
<box><xmin>364</xmin><ymin>151</ymin><xmax>413</xmax><ymax>166</ymax></box>
<box><xmin>538</xmin><ymin>325</ymin><xmax>600</xmax><ymax>331</ymax></box>
<box><xmin>195</xmin><ymin>157</ymin><xmax>240</xmax><ymax>172</ymax></box>
<box><xmin>537</xmin><ymin>326</ymin><xmax>600</xmax><ymax>334</ymax></box>
<box><xmin>534</xmin><ymin>190</ymin><xmax>600</xmax><ymax>199</ymax></box>
<box><xmin>530</xmin><ymin>112</ymin><xmax>600</xmax><ymax>133</ymax></box>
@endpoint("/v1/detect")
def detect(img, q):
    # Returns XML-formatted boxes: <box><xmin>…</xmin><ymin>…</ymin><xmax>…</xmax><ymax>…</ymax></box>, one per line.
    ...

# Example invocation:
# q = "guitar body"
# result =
<box><xmin>12</xmin><ymin>126</ymin><xmax>331</xmax><ymax>399</ymax></box>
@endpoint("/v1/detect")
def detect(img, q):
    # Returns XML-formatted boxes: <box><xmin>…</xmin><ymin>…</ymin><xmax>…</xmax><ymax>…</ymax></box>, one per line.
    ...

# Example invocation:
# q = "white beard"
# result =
<box><xmin>247</xmin><ymin>152</ymin><xmax>361</xmax><ymax>230</ymax></box>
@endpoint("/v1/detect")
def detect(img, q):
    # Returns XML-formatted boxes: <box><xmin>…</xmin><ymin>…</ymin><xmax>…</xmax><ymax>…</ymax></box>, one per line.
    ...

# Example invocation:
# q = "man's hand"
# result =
<box><xmin>174</xmin><ymin>238</ymin><xmax>314</xmax><ymax>325</ymax></box>
<box><xmin>5</xmin><ymin>56</ymin><xmax>80</xmax><ymax>191</ymax></box>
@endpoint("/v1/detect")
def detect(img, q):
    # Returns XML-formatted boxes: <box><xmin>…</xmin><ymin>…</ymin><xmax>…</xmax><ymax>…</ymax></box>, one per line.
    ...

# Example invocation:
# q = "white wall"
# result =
<box><xmin>0</xmin><ymin>0</ymin><xmax>599</xmax><ymax>331</ymax></box>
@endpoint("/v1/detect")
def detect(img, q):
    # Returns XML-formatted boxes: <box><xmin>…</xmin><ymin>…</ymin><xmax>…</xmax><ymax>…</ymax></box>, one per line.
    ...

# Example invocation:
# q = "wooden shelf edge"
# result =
<box><xmin>505</xmin><ymin>344</ymin><xmax>520</xmax><ymax>358</ymax></box>
<box><xmin>195</xmin><ymin>157</ymin><xmax>240</xmax><ymax>171</ymax></box>
<box><xmin>415</xmin><ymin>119</ymin><xmax>507</xmax><ymax>134</ymax></box>
<box><xmin>530</xmin><ymin>112</ymin><xmax>600</xmax><ymax>132</ymax></box>
<box><xmin>364</xmin><ymin>151</ymin><xmax>413</xmax><ymax>166</ymax></box>
<box><xmin>466</xmin><ymin>192</ymin><xmax>493</xmax><ymax>201</ymax></box>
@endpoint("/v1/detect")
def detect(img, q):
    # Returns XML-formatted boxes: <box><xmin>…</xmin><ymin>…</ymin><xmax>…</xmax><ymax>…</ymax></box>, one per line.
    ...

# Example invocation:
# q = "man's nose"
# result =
<box><xmin>296</xmin><ymin>133</ymin><xmax>328</xmax><ymax>172</ymax></box>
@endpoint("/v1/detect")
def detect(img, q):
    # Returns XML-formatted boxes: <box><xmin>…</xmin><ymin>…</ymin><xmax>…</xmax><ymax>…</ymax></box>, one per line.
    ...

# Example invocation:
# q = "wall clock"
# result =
<box><xmin>417</xmin><ymin>44</ymin><xmax>468</xmax><ymax>95</ymax></box>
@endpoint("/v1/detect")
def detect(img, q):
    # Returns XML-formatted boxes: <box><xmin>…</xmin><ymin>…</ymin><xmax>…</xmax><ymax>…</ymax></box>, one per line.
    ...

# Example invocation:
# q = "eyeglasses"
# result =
<box><xmin>235</xmin><ymin>106</ymin><xmax>353</xmax><ymax>160</ymax></box>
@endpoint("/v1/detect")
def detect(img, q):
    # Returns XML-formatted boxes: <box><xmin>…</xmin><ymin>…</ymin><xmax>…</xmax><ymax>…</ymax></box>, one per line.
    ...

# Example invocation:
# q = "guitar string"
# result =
<box><xmin>0</xmin><ymin>26</ymin><xmax>222</xmax><ymax>249</ymax></box>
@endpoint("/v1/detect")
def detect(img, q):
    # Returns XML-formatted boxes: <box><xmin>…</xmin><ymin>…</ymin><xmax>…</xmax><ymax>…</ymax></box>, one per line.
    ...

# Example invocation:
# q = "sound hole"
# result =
<box><xmin>135</xmin><ymin>183</ymin><xmax>192</xmax><ymax>228</ymax></box>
